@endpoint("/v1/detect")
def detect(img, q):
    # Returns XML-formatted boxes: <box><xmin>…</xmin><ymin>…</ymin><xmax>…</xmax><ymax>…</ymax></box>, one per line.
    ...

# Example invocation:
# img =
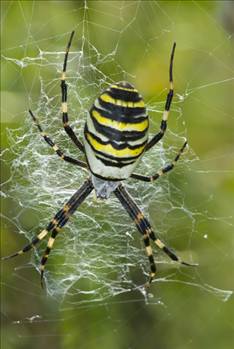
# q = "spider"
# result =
<box><xmin>3</xmin><ymin>31</ymin><xmax>195</xmax><ymax>288</ymax></box>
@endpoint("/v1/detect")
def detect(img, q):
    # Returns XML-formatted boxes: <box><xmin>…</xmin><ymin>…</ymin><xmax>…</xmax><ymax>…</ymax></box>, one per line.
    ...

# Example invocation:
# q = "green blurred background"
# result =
<box><xmin>1</xmin><ymin>1</ymin><xmax>234</xmax><ymax>349</ymax></box>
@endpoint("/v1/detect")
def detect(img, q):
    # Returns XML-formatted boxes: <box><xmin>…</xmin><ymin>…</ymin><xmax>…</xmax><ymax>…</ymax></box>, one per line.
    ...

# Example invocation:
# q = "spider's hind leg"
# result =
<box><xmin>39</xmin><ymin>227</ymin><xmax>60</xmax><ymax>288</ymax></box>
<box><xmin>2</xmin><ymin>179</ymin><xmax>94</xmax><ymax>288</ymax></box>
<box><xmin>114</xmin><ymin>183</ymin><xmax>196</xmax><ymax>286</ymax></box>
<box><xmin>2</xmin><ymin>229</ymin><xmax>49</xmax><ymax>260</ymax></box>
<box><xmin>114</xmin><ymin>185</ymin><xmax>157</xmax><ymax>286</ymax></box>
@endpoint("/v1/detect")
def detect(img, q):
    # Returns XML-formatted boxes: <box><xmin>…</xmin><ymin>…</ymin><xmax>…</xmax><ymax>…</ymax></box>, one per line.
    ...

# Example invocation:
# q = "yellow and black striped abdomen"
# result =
<box><xmin>84</xmin><ymin>81</ymin><xmax>149</xmax><ymax>180</ymax></box>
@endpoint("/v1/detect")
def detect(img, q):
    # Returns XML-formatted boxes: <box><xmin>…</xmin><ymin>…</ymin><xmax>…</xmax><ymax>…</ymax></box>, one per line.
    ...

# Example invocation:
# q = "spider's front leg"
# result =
<box><xmin>145</xmin><ymin>42</ymin><xmax>176</xmax><ymax>152</ymax></box>
<box><xmin>61</xmin><ymin>31</ymin><xmax>85</xmax><ymax>153</ymax></box>
<box><xmin>114</xmin><ymin>183</ymin><xmax>196</xmax><ymax>287</ymax></box>
<box><xmin>131</xmin><ymin>140</ymin><xmax>187</xmax><ymax>182</ymax></box>
<box><xmin>2</xmin><ymin>179</ymin><xmax>94</xmax><ymax>287</ymax></box>
<box><xmin>29</xmin><ymin>110</ymin><xmax>87</xmax><ymax>169</ymax></box>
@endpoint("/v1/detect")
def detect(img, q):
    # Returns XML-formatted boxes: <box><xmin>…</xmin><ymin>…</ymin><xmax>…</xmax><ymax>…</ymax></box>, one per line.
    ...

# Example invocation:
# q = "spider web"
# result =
<box><xmin>1</xmin><ymin>0</ymin><xmax>233</xmax><ymax>317</ymax></box>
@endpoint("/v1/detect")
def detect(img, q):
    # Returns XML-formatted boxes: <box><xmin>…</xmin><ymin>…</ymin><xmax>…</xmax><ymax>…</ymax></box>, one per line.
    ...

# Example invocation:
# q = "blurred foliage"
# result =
<box><xmin>1</xmin><ymin>1</ymin><xmax>234</xmax><ymax>349</ymax></box>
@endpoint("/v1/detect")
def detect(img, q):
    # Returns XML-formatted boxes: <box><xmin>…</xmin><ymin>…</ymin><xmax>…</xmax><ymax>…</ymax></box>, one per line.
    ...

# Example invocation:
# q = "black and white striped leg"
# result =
<box><xmin>39</xmin><ymin>228</ymin><xmax>59</xmax><ymax>287</ymax></box>
<box><xmin>114</xmin><ymin>183</ymin><xmax>195</xmax><ymax>285</ymax></box>
<box><xmin>142</xmin><ymin>234</ymin><xmax>157</xmax><ymax>287</ymax></box>
<box><xmin>114</xmin><ymin>185</ymin><xmax>156</xmax><ymax>286</ymax></box>
<box><xmin>29</xmin><ymin>110</ymin><xmax>87</xmax><ymax>168</ymax></box>
<box><xmin>145</xmin><ymin>43</ymin><xmax>176</xmax><ymax>152</ymax></box>
<box><xmin>61</xmin><ymin>31</ymin><xmax>84</xmax><ymax>153</ymax></box>
<box><xmin>2</xmin><ymin>179</ymin><xmax>94</xmax><ymax>287</ymax></box>
<box><xmin>39</xmin><ymin>178</ymin><xmax>93</xmax><ymax>286</ymax></box>
<box><xmin>2</xmin><ymin>229</ymin><xmax>49</xmax><ymax>260</ymax></box>
<box><xmin>131</xmin><ymin>140</ymin><xmax>187</xmax><ymax>182</ymax></box>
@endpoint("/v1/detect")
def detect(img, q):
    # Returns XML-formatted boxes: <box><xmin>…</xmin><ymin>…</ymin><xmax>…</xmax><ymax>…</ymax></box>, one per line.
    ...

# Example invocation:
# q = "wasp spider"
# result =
<box><xmin>3</xmin><ymin>31</ymin><xmax>195</xmax><ymax>288</ymax></box>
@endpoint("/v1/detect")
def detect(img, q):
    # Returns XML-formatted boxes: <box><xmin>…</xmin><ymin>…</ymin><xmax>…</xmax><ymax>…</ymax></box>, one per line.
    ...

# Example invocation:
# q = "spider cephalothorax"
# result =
<box><xmin>3</xmin><ymin>31</ymin><xmax>195</xmax><ymax>289</ymax></box>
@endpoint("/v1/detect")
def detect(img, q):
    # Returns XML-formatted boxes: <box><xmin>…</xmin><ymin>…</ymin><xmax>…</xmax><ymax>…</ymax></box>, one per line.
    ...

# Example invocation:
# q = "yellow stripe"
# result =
<box><xmin>155</xmin><ymin>239</ymin><xmax>165</xmax><ymax>249</ymax></box>
<box><xmin>86</xmin><ymin>133</ymin><xmax>145</xmax><ymax>158</ymax></box>
<box><xmin>92</xmin><ymin>110</ymin><xmax>148</xmax><ymax>132</ymax></box>
<box><xmin>135</xmin><ymin>212</ymin><xmax>144</xmax><ymax>223</ymax></box>
<box><xmin>63</xmin><ymin>204</ymin><xmax>70</xmax><ymax>212</ymax></box>
<box><xmin>111</xmin><ymin>84</ymin><xmax>138</xmax><ymax>92</ymax></box>
<box><xmin>48</xmin><ymin>237</ymin><xmax>55</xmax><ymax>248</ymax></box>
<box><xmin>53</xmin><ymin>145</ymin><xmax>59</xmax><ymax>151</ymax></box>
<box><xmin>38</xmin><ymin>230</ymin><xmax>48</xmax><ymax>240</ymax></box>
<box><xmin>145</xmin><ymin>246</ymin><xmax>153</xmax><ymax>256</ymax></box>
<box><xmin>162</xmin><ymin>110</ymin><xmax>169</xmax><ymax>121</ymax></box>
<box><xmin>100</xmin><ymin>93</ymin><xmax>145</xmax><ymax>108</ymax></box>
<box><xmin>62</xmin><ymin>102</ymin><xmax>68</xmax><ymax>113</ymax></box>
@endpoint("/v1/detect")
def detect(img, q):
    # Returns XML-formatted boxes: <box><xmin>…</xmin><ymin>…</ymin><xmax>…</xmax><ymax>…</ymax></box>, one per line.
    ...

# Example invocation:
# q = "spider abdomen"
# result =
<box><xmin>84</xmin><ymin>81</ymin><xmax>149</xmax><ymax>180</ymax></box>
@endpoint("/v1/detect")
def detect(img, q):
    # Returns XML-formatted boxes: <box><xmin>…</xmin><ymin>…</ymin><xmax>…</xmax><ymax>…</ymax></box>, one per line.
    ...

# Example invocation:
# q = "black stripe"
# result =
<box><xmin>44</xmin><ymin>246</ymin><xmax>51</xmax><ymax>256</ymax></box>
<box><xmin>149</xmin><ymin>231</ymin><xmax>156</xmax><ymax>241</ymax></box>
<box><xmin>44</xmin><ymin>135</ymin><xmax>54</xmax><ymax>147</ymax></box>
<box><xmin>144</xmin><ymin>236</ymin><xmax>150</xmax><ymax>246</ymax></box>
<box><xmin>150</xmin><ymin>263</ymin><xmax>156</xmax><ymax>273</ymax></box>
<box><xmin>41</xmin><ymin>255</ymin><xmax>48</xmax><ymax>265</ymax></box>
<box><xmin>163</xmin><ymin>246</ymin><xmax>178</xmax><ymax>261</ymax></box>
<box><xmin>52</xmin><ymin>209</ymin><xmax>66</xmax><ymax>225</ymax></box>
<box><xmin>58</xmin><ymin>216</ymin><xmax>69</xmax><ymax>229</ymax></box>
<box><xmin>92</xmin><ymin>105</ymin><xmax>148</xmax><ymax>124</ymax></box>
<box><xmin>84</xmin><ymin>132</ymin><xmax>143</xmax><ymax>162</ymax></box>
<box><xmin>89</xmin><ymin>115</ymin><xmax>148</xmax><ymax>142</ymax></box>
<box><xmin>161</xmin><ymin>120</ymin><xmax>167</xmax><ymax>132</ymax></box>
<box><xmin>63</xmin><ymin>156</ymin><xmax>87</xmax><ymax>168</ymax></box>
<box><xmin>96</xmin><ymin>155</ymin><xmax>136</xmax><ymax>168</ymax></box>
<box><xmin>22</xmin><ymin>238</ymin><xmax>39</xmax><ymax>252</ymax></box>
<box><xmin>98</xmin><ymin>98</ymin><xmax>146</xmax><ymax>118</ymax></box>
<box><xmin>162</xmin><ymin>164</ymin><xmax>174</xmax><ymax>173</ymax></box>
<box><xmin>130</xmin><ymin>173</ymin><xmax>152</xmax><ymax>182</ymax></box>
<box><xmin>138</xmin><ymin>217</ymin><xmax>150</xmax><ymax>233</ymax></box>
<box><xmin>84</xmin><ymin>124</ymin><xmax>147</xmax><ymax>151</ymax></box>
<box><xmin>88</xmin><ymin>167</ymin><xmax>125</xmax><ymax>181</ymax></box>
<box><xmin>47</xmin><ymin>221</ymin><xmax>55</xmax><ymax>231</ymax></box>
<box><xmin>107</xmin><ymin>88</ymin><xmax>142</xmax><ymax>102</ymax></box>
<box><xmin>63</xmin><ymin>31</ymin><xmax>74</xmax><ymax>72</ymax></box>
<box><xmin>63</xmin><ymin>122</ymin><xmax>85</xmax><ymax>152</ymax></box>
<box><xmin>61</xmin><ymin>80</ymin><xmax>67</xmax><ymax>102</ymax></box>
<box><xmin>165</xmin><ymin>90</ymin><xmax>173</xmax><ymax>111</ymax></box>
<box><xmin>37</xmin><ymin>124</ymin><xmax>43</xmax><ymax>132</ymax></box>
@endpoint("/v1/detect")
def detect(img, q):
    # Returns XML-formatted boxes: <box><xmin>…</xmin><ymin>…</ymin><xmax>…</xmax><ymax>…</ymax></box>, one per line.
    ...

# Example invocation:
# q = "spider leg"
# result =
<box><xmin>39</xmin><ymin>228</ymin><xmax>59</xmax><ymax>287</ymax></box>
<box><xmin>145</xmin><ymin>43</ymin><xmax>176</xmax><ymax>152</ymax></box>
<box><xmin>61</xmin><ymin>31</ymin><xmax>85</xmax><ymax>153</ymax></box>
<box><xmin>2</xmin><ymin>178</ymin><xmax>94</xmax><ymax>286</ymax></box>
<box><xmin>114</xmin><ymin>183</ymin><xmax>195</xmax><ymax>285</ymax></box>
<box><xmin>131</xmin><ymin>140</ymin><xmax>187</xmax><ymax>182</ymax></box>
<box><xmin>114</xmin><ymin>184</ymin><xmax>156</xmax><ymax>286</ymax></box>
<box><xmin>39</xmin><ymin>179</ymin><xmax>93</xmax><ymax>286</ymax></box>
<box><xmin>2</xmin><ymin>229</ymin><xmax>49</xmax><ymax>260</ymax></box>
<box><xmin>29</xmin><ymin>110</ymin><xmax>87</xmax><ymax>169</ymax></box>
